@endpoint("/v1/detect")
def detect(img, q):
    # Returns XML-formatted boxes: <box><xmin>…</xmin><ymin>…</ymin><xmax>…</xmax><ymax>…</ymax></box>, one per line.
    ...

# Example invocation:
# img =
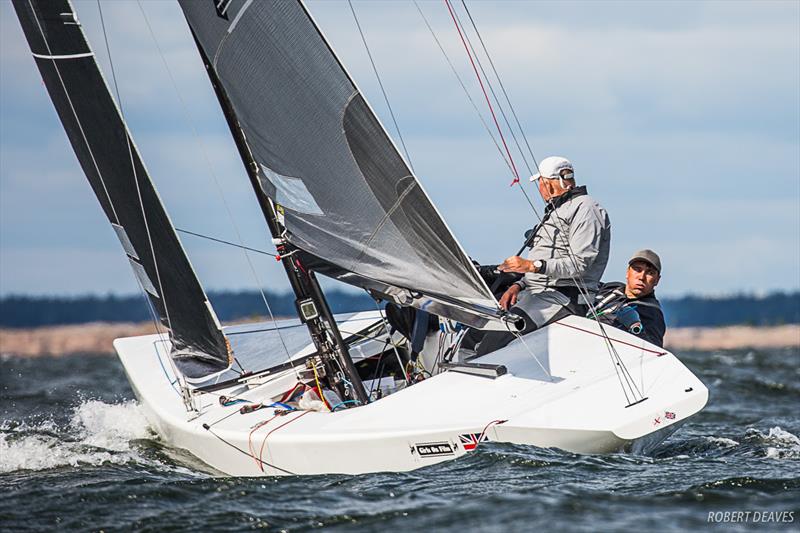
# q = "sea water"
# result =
<box><xmin>1</xmin><ymin>349</ymin><xmax>798</xmax><ymax>531</ymax></box>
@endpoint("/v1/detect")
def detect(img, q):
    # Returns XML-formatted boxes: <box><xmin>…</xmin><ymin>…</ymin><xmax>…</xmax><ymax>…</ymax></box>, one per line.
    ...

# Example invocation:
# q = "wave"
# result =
<box><xmin>705</xmin><ymin>436</ymin><xmax>740</xmax><ymax>448</ymax></box>
<box><xmin>0</xmin><ymin>400</ymin><xmax>155</xmax><ymax>473</ymax></box>
<box><xmin>653</xmin><ymin>425</ymin><xmax>800</xmax><ymax>461</ymax></box>
<box><xmin>744</xmin><ymin>426</ymin><xmax>800</xmax><ymax>459</ymax></box>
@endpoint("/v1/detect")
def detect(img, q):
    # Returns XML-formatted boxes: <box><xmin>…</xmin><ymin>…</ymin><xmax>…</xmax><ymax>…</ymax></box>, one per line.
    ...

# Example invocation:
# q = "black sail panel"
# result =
<box><xmin>13</xmin><ymin>0</ymin><xmax>231</xmax><ymax>376</ymax></box>
<box><xmin>179</xmin><ymin>0</ymin><xmax>498</xmax><ymax>314</ymax></box>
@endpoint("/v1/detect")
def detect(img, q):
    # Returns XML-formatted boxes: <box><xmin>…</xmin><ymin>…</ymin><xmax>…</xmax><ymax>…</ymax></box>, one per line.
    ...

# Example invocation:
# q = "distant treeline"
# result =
<box><xmin>0</xmin><ymin>291</ymin><xmax>376</xmax><ymax>329</ymax></box>
<box><xmin>660</xmin><ymin>292</ymin><xmax>800</xmax><ymax>327</ymax></box>
<box><xmin>0</xmin><ymin>291</ymin><xmax>798</xmax><ymax>329</ymax></box>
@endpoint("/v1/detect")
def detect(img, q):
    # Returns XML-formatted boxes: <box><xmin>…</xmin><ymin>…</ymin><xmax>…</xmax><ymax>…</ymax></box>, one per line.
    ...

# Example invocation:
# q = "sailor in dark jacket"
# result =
<box><xmin>592</xmin><ymin>249</ymin><xmax>666</xmax><ymax>347</ymax></box>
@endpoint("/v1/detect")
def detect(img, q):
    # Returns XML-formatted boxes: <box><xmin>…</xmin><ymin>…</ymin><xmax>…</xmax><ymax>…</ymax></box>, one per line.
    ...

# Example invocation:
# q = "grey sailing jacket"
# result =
<box><xmin>517</xmin><ymin>186</ymin><xmax>611</xmax><ymax>294</ymax></box>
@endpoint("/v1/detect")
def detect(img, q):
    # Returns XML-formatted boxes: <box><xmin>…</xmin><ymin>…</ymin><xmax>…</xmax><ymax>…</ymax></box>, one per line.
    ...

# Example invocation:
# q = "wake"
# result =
<box><xmin>0</xmin><ymin>400</ymin><xmax>153</xmax><ymax>473</ymax></box>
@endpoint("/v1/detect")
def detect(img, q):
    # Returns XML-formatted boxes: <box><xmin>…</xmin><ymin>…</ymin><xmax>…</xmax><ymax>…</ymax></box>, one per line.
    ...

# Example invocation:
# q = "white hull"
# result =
<box><xmin>115</xmin><ymin>313</ymin><xmax>707</xmax><ymax>476</ymax></box>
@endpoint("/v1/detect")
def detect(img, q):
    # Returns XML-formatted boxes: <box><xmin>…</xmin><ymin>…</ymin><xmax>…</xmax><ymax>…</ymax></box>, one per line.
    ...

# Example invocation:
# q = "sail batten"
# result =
<box><xmin>13</xmin><ymin>0</ymin><xmax>232</xmax><ymax>377</ymax></box>
<box><xmin>179</xmin><ymin>0</ymin><xmax>499</xmax><ymax>322</ymax></box>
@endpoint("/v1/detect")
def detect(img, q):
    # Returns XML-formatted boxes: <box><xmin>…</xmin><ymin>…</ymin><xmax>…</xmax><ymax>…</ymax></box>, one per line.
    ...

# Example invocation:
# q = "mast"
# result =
<box><xmin>187</xmin><ymin>30</ymin><xmax>369</xmax><ymax>405</ymax></box>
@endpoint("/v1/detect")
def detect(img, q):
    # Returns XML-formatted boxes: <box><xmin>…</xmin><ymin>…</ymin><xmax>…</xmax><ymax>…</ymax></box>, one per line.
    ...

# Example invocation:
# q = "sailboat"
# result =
<box><xmin>13</xmin><ymin>0</ymin><xmax>708</xmax><ymax>476</ymax></box>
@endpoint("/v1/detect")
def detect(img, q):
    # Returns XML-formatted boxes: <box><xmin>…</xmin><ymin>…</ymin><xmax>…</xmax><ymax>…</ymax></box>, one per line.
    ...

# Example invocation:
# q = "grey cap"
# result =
<box><xmin>628</xmin><ymin>249</ymin><xmax>662</xmax><ymax>273</ymax></box>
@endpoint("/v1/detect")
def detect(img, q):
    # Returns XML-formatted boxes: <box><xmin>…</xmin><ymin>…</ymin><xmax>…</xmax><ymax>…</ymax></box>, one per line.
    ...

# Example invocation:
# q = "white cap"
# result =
<box><xmin>530</xmin><ymin>156</ymin><xmax>574</xmax><ymax>181</ymax></box>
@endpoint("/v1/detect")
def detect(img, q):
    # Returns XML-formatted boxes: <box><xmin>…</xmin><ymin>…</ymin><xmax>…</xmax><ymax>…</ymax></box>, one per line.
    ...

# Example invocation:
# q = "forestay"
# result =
<box><xmin>13</xmin><ymin>0</ymin><xmax>232</xmax><ymax>377</ymax></box>
<box><xmin>179</xmin><ymin>0</ymin><xmax>498</xmax><ymax>315</ymax></box>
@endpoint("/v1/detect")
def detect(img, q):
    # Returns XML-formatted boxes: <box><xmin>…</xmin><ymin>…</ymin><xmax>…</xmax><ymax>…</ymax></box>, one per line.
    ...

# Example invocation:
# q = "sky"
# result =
<box><xmin>1</xmin><ymin>0</ymin><xmax>798</xmax><ymax>299</ymax></box>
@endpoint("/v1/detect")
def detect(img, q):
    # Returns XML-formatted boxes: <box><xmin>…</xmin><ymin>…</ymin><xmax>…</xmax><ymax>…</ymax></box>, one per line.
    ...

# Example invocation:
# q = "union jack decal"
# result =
<box><xmin>459</xmin><ymin>432</ymin><xmax>489</xmax><ymax>451</ymax></box>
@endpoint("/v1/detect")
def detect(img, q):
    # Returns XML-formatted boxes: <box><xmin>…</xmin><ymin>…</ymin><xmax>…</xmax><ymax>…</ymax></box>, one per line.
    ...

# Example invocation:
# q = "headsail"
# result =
<box><xmin>13</xmin><ymin>0</ymin><xmax>232</xmax><ymax>377</ymax></box>
<box><xmin>179</xmin><ymin>0</ymin><xmax>500</xmax><ymax>325</ymax></box>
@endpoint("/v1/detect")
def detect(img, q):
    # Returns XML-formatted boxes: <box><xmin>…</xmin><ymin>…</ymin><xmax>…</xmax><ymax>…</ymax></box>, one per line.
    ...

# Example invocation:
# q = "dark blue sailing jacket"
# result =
<box><xmin>592</xmin><ymin>282</ymin><xmax>666</xmax><ymax>348</ymax></box>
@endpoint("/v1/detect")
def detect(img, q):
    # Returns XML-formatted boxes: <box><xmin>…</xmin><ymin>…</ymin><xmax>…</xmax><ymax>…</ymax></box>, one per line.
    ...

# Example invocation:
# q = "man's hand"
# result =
<box><xmin>499</xmin><ymin>284</ymin><xmax>521</xmax><ymax>310</ymax></box>
<box><xmin>499</xmin><ymin>256</ymin><xmax>534</xmax><ymax>273</ymax></box>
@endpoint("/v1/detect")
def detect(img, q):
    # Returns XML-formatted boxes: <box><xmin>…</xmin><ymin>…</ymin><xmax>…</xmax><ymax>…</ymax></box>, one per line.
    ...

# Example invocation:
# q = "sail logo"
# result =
<box><xmin>213</xmin><ymin>0</ymin><xmax>233</xmax><ymax>20</ymax></box>
<box><xmin>413</xmin><ymin>442</ymin><xmax>454</xmax><ymax>458</ymax></box>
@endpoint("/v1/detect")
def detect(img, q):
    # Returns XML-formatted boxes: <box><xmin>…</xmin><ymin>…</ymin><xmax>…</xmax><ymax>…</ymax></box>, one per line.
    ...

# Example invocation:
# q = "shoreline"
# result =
<box><xmin>1</xmin><ymin>322</ymin><xmax>798</xmax><ymax>358</ymax></box>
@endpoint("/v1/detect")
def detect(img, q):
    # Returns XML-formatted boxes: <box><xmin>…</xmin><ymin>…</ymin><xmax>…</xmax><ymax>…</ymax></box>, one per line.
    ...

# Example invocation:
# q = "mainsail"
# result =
<box><xmin>179</xmin><ymin>0</ymin><xmax>500</xmax><ymax>325</ymax></box>
<box><xmin>13</xmin><ymin>0</ymin><xmax>232</xmax><ymax>377</ymax></box>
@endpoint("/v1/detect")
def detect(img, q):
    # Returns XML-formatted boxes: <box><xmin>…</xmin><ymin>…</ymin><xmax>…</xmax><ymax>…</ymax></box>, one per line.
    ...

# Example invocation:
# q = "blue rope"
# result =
<box><xmin>330</xmin><ymin>400</ymin><xmax>359</xmax><ymax>412</ymax></box>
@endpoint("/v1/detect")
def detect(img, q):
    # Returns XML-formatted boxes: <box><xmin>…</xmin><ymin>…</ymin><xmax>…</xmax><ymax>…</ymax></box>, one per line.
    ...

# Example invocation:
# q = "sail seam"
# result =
<box><xmin>32</xmin><ymin>51</ymin><xmax>93</xmax><ymax>59</ymax></box>
<box><xmin>212</xmin><ymin>0</ymin><xmax>254</xmax><ymax>69</ymax></box>
<box><xmin>227</xmin><ymin>0</ymin><xmax>253</xmax><ymax>35</ymax></box>
<box><xmin>25</xmin><ymin>0</ymin><xmax>120</xmax><ymax>224</ymax></box>
<box><xmin>353</xmin><ymin>178</ymin><xmax>416</xmax><ymax>267</ymax></box>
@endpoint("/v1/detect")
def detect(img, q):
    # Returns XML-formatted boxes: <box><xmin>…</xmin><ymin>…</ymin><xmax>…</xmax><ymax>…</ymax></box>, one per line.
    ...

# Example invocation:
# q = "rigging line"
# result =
<box><xmin>253</xmin><ymin>415</ymin><xmax>282</xmax><ymax>473</ymax></box>
<box><xmin>94</xmin><ymin>2</ymin><xmax>177</xmax><ymax>401</ymax></box>
<box><xmin>96</xmin><ymin>2</ymin><xmax>180</xmax><ymax>395</ymax></box>
<box><xmin>541</xmin><ymin>207</ymin><xmax>643</xmax><ymax>400</ymax></box>
<box><xmin>248</xmin><ymin>416</ymin><xmax>277</xmax><ymax>472</ymax></box>
<box><xmin>557</xmin><ymin>324</ymin><xmax>664</xmax><ymax>355</ymax></box>
<box><xmin>414</xmin><ymin>1</ymin><xmax>540</xmax><ymax>223</ymax></box>
<box><xmin>203</xmin><ymin>424</ymin><xmax>295</xmax><ymax>475</ymax></box>
<box><xmin>412</xmin><ymin>0</ymin><xmax>513</xmax><ymax>176</ymax></box>
<box><xmin>600</xmin><ymin>318</ymin><xmax>642</xmax><ymax>398</ymax></box>
<box><xmin>477</xmin><ymin>419</ymin><xmax>505</xmax><ymax>446</ymax></box>
<box><xmin>175</xmin><ymin>228</ymin><xmax>277</xmax><ymax>257</ymax></box>
<box><xmin>336</xmin><ymin>326</ymin><xmax>406</xmax><ymax>349</ymax></box>
<box><xmin>455</xmin><ymin>45</ymin><xmax>637</xmax><ymax>400</ymax></box>
<box><xmin>371</xmin><ymin>297</ymin><xmax>411</xmax><ymax>384</ymax></box>
<box><xmin>153</xmin><ymin>335</ymin><xmax>183</xmax><ymax>397</ymax></box>
<box><xmin>462</xmin><ymin>0</ymin><xmax>643</xmax><ymax>396</ymax></box>
<box><xmin>25</xmin><ymin>1</ymin><xmax>119</xmax><ymax>226</ymax></box>
<box><xmin>445</xmin><ymin>0</ymin><xmax>546</xmax><ymax>241</ymax></box>
<box><xmin>510</xmin><ymin>157</ymin><xmax>641</xmax><ymax>397</ymax></box>
<box><xmin>97</xmin><ymin>6</ymin><xmax>190</xmax><ymax>402</ymax></box>
<box><xmin>368</xmin><ymin>346</ymin><xmax>387</xmax><ymax>397</ymax></box>
<box><xmin>607</xmin><ymin>324</ymin><xmax>633</xmax><ymax>404</ymax></box>
<box><xmin>96</xmin><ymin>1</ymin><xmax>170</xmax><ymax>334</ymax></box>
<box><xmin>513</xmin><ymin>182</ymin><xmax>642</xmax><ymax>401</ymax></box>
<box><xmin>536</xmin><ymin>194</ymin><xmax>643</xmax><ymax>399</ymax></box>
<box><xmin>444</xmin><ymin>0</ymin><xmax>521</xmax><ymax>185</ymax></box>
<box><xmin>258</xmin><ymin>410</ymin><xmax>312</xmax><ymax>469</ymax></box>
<box><xmin>541</xmin><ymin>208</ymin><xmax>642</xmax><ymax>403</ymax></box>
<box><xmin>460</xmin><ymin>0</ymin><xmax>540</xmax><ymax>170</ymax></box>
<box><xmin>445</xmin><ymin>5</ymin><xmax>604</xmax><ymax>323</ymax></box>
<box><xmin>603</xmin><ymin>329</ymin><xmax>639</xmax><ymax>397</ymax></box>
<box><xmin>448</xmin><ymin>328</ymin><xmax>467</xmax><ymax>364</ymax></box>
<box><xmin>450</xmin><ymin>2</ymin><xmax>533</xmax><ymax>176</ymax></box>
<box><xmin>139</xmin><ymin>287</ymin><xmax>176</xmax><ymax>374</ymax></box>
<box><xmin>98</xmin><ymin>2</ymin><xmax>177</xmax><ymax>363</ymax></box>
<box><xmin>225</xmin><ymin>319</ymin><xmax>390</xmax><ymax>340</ymax></box>
<box><xmin>507</xmin><ymin>322</ymin><xmax>553</xmax><ymax>381</ymax></box>
<box><xmin>136</xmin><ymin>1</ymin><xmax>300</xmax><ymax>380</ymax></box>
<box><xmin>206</xmin><ymin>402</ymin><xmax>245</xmax><ymax>428</ymax></box>
<box><xmin>347</xmin><ymin>0</ymin><xmax>414</xmax><ymax>172</ymax></box>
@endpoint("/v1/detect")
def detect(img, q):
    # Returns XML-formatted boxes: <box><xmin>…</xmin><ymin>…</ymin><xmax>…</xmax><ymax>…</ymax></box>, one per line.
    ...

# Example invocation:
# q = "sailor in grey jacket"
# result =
<box><xmin>513</xmin><ymin>185</ymin><xmax>609</xmax><ymax>286</ymax></box>
<box><xmin>476</xmin><ymin>156</ymin><xmax>611</xmax><ymax>355</ymax></box>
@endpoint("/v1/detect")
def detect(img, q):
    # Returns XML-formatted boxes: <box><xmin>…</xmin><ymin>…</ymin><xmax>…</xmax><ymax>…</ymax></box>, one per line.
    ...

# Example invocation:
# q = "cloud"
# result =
<box><xmin>1</xmin><ymin>0</ymin><xmax>798</xmax><ymax>297</ymax></box>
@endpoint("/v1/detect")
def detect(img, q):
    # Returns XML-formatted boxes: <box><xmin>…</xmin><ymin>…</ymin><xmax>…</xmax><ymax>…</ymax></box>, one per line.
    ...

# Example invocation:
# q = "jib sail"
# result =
<box><xmin>13</xmin><ymin>0</ymin><xmax>232</xmax><ymax>377</ymax></box>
